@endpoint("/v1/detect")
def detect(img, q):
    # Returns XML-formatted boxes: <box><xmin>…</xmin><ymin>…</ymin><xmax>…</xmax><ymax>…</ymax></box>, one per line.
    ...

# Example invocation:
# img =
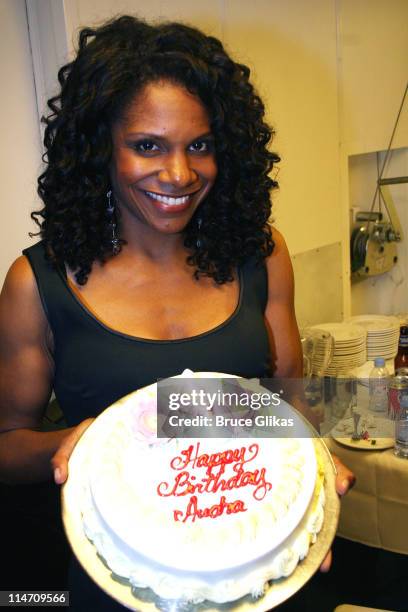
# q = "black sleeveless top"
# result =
<box><xmin>23</xmin><ymin>241</ymin><xmax>271</xmax><ymax>426</ymax></box>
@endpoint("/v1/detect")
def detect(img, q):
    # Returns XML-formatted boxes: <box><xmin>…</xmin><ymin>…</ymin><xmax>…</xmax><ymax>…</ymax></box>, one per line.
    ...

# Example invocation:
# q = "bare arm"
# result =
<box><xmin>0</xmin><ymin>256</ymin><xmax>78</xmax><ymax>484</ymax></box>
<box><xmin>264</xmin><ymin>228</ymin><xmax>302</xmax><ymax>378</ymax></box>
<box><xmin>263</xmin><ymin>228</ymin><xmax>311</xmax><ymax>427</ymax></box>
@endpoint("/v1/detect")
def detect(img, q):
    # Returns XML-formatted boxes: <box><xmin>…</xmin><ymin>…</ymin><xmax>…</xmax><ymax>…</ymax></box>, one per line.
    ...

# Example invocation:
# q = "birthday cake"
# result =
<box><xmin>81</xmin><ymin>377</ymin><xmax>326</xmax><ymax>605</ymax></box>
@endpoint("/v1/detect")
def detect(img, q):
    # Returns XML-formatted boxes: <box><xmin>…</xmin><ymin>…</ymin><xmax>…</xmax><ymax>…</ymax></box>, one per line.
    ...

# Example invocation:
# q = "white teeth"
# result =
<box><xmin>145</xmin><ymin>191</ymin><xmax>190</xmax><ymax>206</ymax></box>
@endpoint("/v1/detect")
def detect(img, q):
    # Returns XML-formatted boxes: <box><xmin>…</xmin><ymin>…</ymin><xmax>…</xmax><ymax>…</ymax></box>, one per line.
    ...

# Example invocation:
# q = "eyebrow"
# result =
<box><xmin>125</xmin><ymin>131</ymin><xmax>214</xmax><ymax>141</ymax></box>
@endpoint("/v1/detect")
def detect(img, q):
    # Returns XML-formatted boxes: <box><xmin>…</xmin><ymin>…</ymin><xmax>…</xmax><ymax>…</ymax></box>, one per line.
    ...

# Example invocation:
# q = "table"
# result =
<box><xmin>325</xmin><ymin>437</ymin><xmax>408</xmax><ymax>554</ymax></box>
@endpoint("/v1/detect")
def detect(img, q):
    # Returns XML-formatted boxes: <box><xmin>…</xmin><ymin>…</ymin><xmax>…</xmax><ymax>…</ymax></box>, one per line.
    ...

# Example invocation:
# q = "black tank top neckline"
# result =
<box><xmin>54</xmin><ymin>262</ymin><xmax>244</xmax><ymax>345</ymax></box>
<box><xmin>23</xmin><ymin>240</ymin><xmax>271</xmax><ymax>425</ymax></box>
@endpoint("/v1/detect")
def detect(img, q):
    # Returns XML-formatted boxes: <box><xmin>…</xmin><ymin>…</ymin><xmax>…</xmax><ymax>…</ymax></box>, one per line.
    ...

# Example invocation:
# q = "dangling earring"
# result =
<box><xmin>196</xmin><ymin>217</ymin><xmax>202</xmax><ymax>249</ymax></box>
<box><xmin>106</xmin><ymin>190</ymin><xmax>120</xmax><ymax>255</ymax></box>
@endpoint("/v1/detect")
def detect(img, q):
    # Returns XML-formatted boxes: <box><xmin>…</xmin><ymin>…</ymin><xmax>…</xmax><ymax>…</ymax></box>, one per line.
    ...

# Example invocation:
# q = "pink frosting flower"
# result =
<box><xmin>131</xmin><ymin>395</ymin><xmax>166</xmax><ymax>445</ymax></box>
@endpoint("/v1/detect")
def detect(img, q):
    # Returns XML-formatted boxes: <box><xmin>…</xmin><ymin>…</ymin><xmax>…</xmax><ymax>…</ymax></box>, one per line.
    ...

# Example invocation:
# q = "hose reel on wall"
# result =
<box><xmin>350</xmin><ymin>83</ymin><xmax>407</xmax><ymax>281</ymax></box>
<box><xmin>350</xmin><ymin>185</ymin><xmax>402</xmax><ymax>279</ymax></box>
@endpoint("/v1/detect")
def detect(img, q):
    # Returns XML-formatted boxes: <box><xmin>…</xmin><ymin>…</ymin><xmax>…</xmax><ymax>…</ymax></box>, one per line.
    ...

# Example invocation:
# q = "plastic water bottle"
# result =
<box><xmin>369</xmin><ymin>357</ymin><xmax>389</xmax><ymax>413</ymax></box>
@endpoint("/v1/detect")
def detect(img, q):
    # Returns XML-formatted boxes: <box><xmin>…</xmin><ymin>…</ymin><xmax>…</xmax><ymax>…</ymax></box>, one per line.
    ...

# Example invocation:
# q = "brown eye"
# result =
<box><xmin>189</xmin><ymin>140</ymin><xmax>212</xmax><ymax>153</ymax></box>
<box><xmin>133</xmin><ymin>140</ymin><xmax>160</xmax><ymax>154</ymax></box>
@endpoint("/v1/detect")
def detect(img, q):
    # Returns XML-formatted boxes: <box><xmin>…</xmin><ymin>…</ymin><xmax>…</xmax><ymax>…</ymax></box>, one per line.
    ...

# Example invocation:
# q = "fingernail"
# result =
<box><xmin>54</xmin><ymin>467</ymin><xmax>61</xmax><ymax>483</ymax></box>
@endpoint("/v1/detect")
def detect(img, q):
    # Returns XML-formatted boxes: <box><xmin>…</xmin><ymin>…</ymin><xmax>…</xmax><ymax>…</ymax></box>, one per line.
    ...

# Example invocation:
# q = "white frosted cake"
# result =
<box><xmin>81</xmin><ymin>378</ymin><xmax>325</xmax><ymax>605</ymax></box>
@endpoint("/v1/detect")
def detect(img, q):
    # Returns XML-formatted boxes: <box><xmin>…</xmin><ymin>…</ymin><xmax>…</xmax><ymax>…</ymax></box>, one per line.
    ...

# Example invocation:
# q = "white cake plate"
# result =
<box><xmin>61</xmin><ymin>389</ymin><xmax>340</xmax><ymax>612</ymax></box>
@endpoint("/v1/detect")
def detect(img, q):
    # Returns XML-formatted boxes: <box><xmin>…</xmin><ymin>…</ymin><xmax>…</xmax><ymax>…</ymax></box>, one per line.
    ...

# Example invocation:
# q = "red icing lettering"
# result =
<box><xmin>169</xmin><ymin>442</ymin><xmax>259</xmax><ymax>474</ymax></box>
<box><xmin>158</xmin><ymin>442</ymin><xmax>272</xmax><ymax>521</ymax></box>
<box><xmin>176</xmin><ymin>495</ymin><xmax>247</xmax><ymax>523</ymax></box>
<box><xmin>157</xmin><ymin>471</ymin><xmax>193</xmax><ymax>497</ymax></box>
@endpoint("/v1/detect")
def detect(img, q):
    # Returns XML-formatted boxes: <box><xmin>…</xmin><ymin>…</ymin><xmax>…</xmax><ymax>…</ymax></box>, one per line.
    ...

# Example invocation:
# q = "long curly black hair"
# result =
<box><xmin>33</xmin><ymin>15</ymin><xmax>279</xmax><ymax>285</ymax></box>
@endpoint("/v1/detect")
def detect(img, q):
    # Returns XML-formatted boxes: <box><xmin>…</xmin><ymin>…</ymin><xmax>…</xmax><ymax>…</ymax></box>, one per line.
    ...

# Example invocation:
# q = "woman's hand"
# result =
<box><xmin>320</xmin><ymin>454</ymin><xmax>356</xmax><ymax>572</ymax></box>
<box><xmin>332</xmin><ymin>452</ymin><xmax>356</xmax><ymax>496</ymax></box>
<box><xmin>51</xmin><ymin>418</ymin><xmax>94</xmax><ymax>485</ymax></box>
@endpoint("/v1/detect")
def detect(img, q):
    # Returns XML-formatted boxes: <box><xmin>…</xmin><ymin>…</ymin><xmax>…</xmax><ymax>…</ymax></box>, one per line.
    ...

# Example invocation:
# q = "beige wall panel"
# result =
<box><xmin>291</xmin><ymin>243</ymin><xmax>343</xmax><ymax>328</ymax></box>
<box><xmin>339</xmin><ymin>0</ymin><xmax>408</xmax><ymax>155</ymax></box>
<box><xmin>223</xmin><ymin>0</ymin><xmax>342</xmax><ymax>256</ymax></box>
<box><xmin>0</xmin><ymin>0</ymin><xmax>42</xmax><ymax>284</ymax></box>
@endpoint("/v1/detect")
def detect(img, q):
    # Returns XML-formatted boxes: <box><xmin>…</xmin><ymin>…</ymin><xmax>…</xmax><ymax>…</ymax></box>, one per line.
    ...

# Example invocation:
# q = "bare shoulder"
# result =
<box><xmin>269</xmin><ymin>227</ymin><xmax>288</xmax><ymax>253</ymax></box>
<box><xmin>2</xmin><ymin>255</ymin><xmax>37</xmax><ymax>294</ymax></box>
<box><xmin>0</xmin><ymin>255</ymin><xmax>50</xmax><ymax>349</ymax></box>
<box><xmin>265</xmin><ymin>227</ymin><xmax>294</xmax><ymax>300</ymax></box>
<box><xmin>1</xmin><ymin>255</ymin><xmax>46</xmax><ymax>320</ymax></box>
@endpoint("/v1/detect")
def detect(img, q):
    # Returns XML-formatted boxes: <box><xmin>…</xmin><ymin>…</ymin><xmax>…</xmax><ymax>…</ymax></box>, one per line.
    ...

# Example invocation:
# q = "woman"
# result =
<box><xmin>0</xmin><ymin>14</ymin><xmax>352</xmax><ymax>608</ymax></box>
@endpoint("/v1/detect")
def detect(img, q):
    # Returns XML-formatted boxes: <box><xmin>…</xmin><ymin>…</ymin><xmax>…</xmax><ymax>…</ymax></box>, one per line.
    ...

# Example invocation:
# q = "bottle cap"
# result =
<box><xmin>374</xmin><ymin>357</ymin><xmax>385</xmax><ymax>367</ymax></box>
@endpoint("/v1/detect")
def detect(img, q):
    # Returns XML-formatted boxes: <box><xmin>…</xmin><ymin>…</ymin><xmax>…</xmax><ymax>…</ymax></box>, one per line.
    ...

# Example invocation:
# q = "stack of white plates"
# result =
<box><xmin>345</xmin><ymin>315</ymin><xmax>400</xmax><ymax>361</ymax></box>
<box><xmin>311</xmin><ymin>322</ymin><xmax>366</xmax><ymax>375</ymax></box>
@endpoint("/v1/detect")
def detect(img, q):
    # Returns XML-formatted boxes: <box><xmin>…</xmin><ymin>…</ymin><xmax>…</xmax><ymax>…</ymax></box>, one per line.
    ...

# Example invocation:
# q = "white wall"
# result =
<box><xmin>0</xmin><ymin>0</ymin><xmax>42</xmax><ymax>284</ymax></box>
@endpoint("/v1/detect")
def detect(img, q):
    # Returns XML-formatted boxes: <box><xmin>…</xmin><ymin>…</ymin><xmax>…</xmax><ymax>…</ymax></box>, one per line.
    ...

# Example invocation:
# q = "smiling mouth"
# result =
<box><xmin>144</xmin><ymin>190</ymin><xmax>198</xmax><ymax>206</ymax></box>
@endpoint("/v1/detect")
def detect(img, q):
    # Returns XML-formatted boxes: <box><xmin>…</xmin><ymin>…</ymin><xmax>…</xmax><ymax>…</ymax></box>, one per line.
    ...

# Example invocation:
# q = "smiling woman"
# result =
<box><xmin>0</xmin><ymin>13</ymin><xmax>354</xmax><ymax>612</ymax></box>
<box><xmin>110</xmin><ymin>81</ymin><xmax>218</xmax><ymax>238</ymax></box>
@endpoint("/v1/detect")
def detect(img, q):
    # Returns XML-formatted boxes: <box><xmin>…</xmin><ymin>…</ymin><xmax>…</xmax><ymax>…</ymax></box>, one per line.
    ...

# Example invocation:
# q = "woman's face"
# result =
<box><xmin>110</xmin><ymin>80</ymin><xmax>217</xmax><ymax>238</ymax></box>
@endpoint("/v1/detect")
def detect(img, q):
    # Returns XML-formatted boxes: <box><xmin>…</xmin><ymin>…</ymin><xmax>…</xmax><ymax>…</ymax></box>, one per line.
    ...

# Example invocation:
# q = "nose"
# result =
<box><xmin>158</xmin><ymin>152</ymin><xmax>197</xmax><ymax>189</ymax></box>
